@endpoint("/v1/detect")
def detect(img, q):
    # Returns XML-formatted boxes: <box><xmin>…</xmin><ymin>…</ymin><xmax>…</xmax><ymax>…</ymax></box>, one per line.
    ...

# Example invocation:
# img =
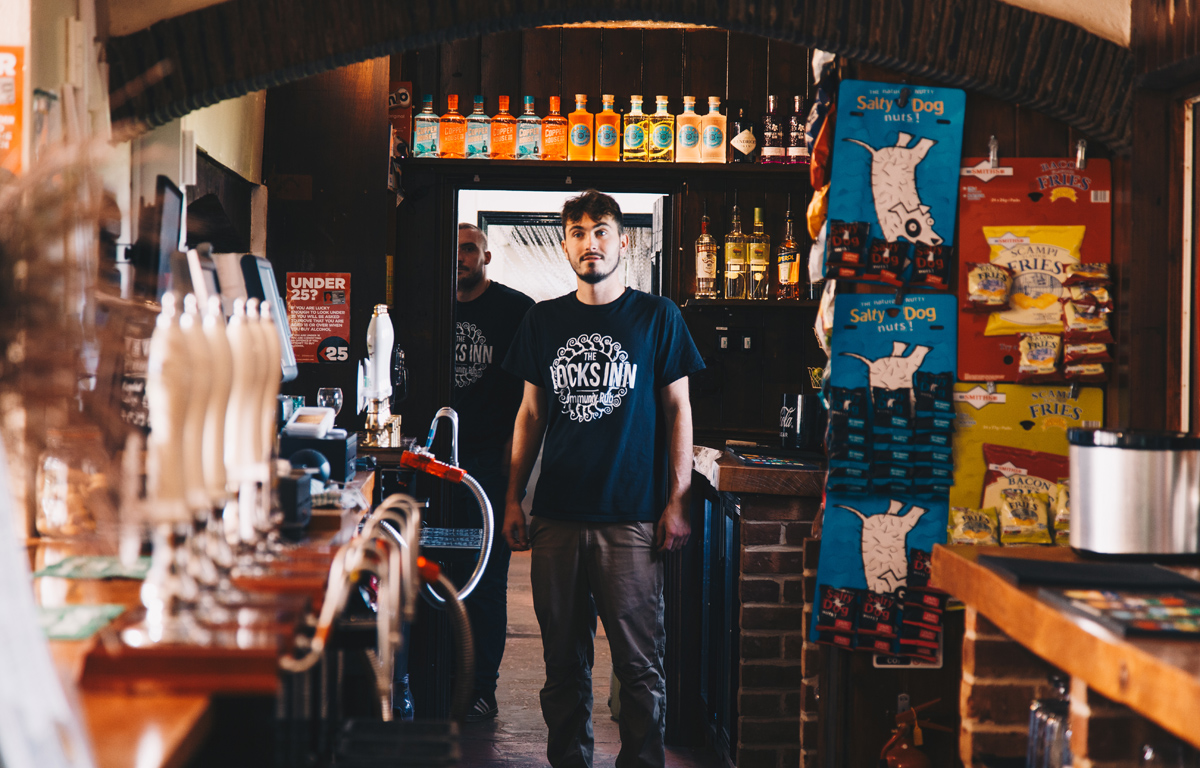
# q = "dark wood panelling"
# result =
<box><xmin>402</xmin><ymin>45</ymin><xmax>440</xmax><ymax>104</ymax></box>
<box><xmin>438</xmin><ymin>37</ymin><xmax>481</xmax><ymax>108</ymax></box>
<box><xmin>560</xmin><ymin>28</ymin><xmax>603</xmax><ymax>107</ymax></box>
<box><xmin>961</xmin><ymin>92</ymin><xmax>1017</xmax><ymax>160</ymax></box>
<box><xmin>642</xmin><ymin>29</ymin><xmax>686</xmax><ymax>108</ymax></box>
<box><xmin>1014</xmin><ymin>104</ymin><xmax>1071</xmax><ymax>157</ymax></box>
<box><xmin>683</xmin><ymin>29</ymin><xmax>728</xmax><ymax>102</ymax></box>
<box><xmin>601</xmin><ymin>29</ymin><xmax>643</xmax><ymax>101</ymax></box>
<box><xmin>520</xmin><ymin>27</ymin><xmax>562</xmax><ymax>112</ymax></box>
<box><xmin>766</xmin><ymin>39</ymin><xmax>812</xmax><ymax>101</ymax></box>
<box><xmin>728</xmin><ymin>32</ymin><xmax>769</xmax><ymax>124</ymax></box>
<box><xmin>480</xmin><ymin>30</ymin><xmax>521</xmax><ymax>111</ymax></box>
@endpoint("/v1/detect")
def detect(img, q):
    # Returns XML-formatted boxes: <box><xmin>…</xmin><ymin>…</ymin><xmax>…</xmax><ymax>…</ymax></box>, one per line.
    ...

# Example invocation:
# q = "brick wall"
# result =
<box><xmin>737</xmin><ymin>495</ymin><xmax>821</xmax><ymax>768</ymax></box>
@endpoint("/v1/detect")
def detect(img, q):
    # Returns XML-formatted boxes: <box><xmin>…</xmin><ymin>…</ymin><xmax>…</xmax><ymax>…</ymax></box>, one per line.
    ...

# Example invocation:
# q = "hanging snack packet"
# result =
<box><xmin>964</xmin><ymin>262</ymin><xmax>1013</xmax><ymax>312</ymax></box>
<box><xmin>865</xmin><ymin>239</ymin><xmax>908</xmax><ymax>285</ymax></box>
<box><xmin>912</xmin><ymin>243</ymin><xmax>952</xmax><ymax>290</ymax></box>
<box><xmin>873</xmin><ymin>387</ymin><xmax>912</xmax><ymax>429</ymax></box>
<box><xmin>815</xmin><ymin>585</ymin><xmax>859</xmax><ymax>632</ymax></box>
<box><xmin>1064</xmin><ymin>363</ymin><xmax>1107</xmax><ymax>382</ymax></box>
<box><xmin>857</xmin><ymin>592</ymin><xmax>901</xmax><ymax>637</ymax></box>
<box><xmin>914</xmin><ymin>371</ymin><xmax>953</xmax><ymax>415</ymax></box>
<box><xmin>983</xmin><ymin>225</ymin><xmax>1085</xmax><ymax>336</ymax></box>
<box><xmin>1063</xmin><ymin>262</ymin><xmax>1111</xmax><ymax>286</ymax></box>
<box><xmin>981</xmin><ymin>444</ymin><xmax>1070</xmax><ymax>509</ymax></box>
<box><xmin>827</xmin><ymin>220</ymin><xmax>870</xmax><ymax>265</ymax></box>
<box><xmin>1018</xmin><ymin>333</ymin><xmax>1062</xmax><ymax>382</ymax></box>
<box><xmin>1063</xmin><ymin>343</ymin><xmax>1112</xmax><ymax>365</ymax></box>
<box><xmin>1052</xmin><ymin>482</ymin><xmax>1071</xmax><ymax>547</ymax></box>
<box><xmin>1063</xmin><ymin>300</ymin><xmax>1114</xmax><ymax>343</ymax></box>
<box><xmin>949</xmin><ymin>506</ymin><xmax>1000</xmax><ymax>546</ymax></box>
<box><xmin>998</xmin><ymin>488</ymin><xmax>1053</xmax><ymax>545</ymax></box>
<box><xmin>1067</xmin><ymin>284</ymin><xmax>1113</xmax><ymax>313</ymax></box>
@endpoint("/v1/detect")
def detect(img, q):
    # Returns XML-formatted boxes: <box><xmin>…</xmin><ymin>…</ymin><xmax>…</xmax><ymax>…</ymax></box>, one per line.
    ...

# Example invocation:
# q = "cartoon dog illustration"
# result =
<box><xmin>837</xmin><ymin>499</ymin><xmax>927</xmax><ymax>593</ymax></box>
<box><xmin>843</xmin><ymin>132</ymin><xmax>942</xmax><ymax>246</ymax></box>
<box><xmin>840</xmin><ymin>341</ymin><xmax>932</xmax><ymax>391</ymax></box>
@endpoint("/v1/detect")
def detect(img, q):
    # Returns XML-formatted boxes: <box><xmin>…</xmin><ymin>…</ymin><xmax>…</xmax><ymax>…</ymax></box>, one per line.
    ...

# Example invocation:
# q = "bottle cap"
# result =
<box><xmin>709</xmin><ymin>96</ymin><xmax>721</xmax><ymax>106</ymax></box>
<box><xmin>683</xmin><ymin>96</ymin><xmax>696</xmax><ymax>105</ymax></box>
<box><xmin>575</xmin><ymin>93</ymin><xmax>588</xmax><ymax>103</ymax></box>
<box><xmin>657</xmin><ymin>95</ymin><xmax>669</xmax><ymax>102</ymax></box>
<box><xmin>602</xmin><ymin>94</ymin><xmax>614</xmax><ymax>102</ymax></box>
<box><xmin>767</xmin><ymin>94</ymin><xmax>778</xmax><ymax>111</ymax></box>
<box><xmin>631</xmin><ymin>94</ymin><xmax>643</xmax><ymax>102</ymax></box>
<box><xmin>754</xmin><ymin>207</ymin><xmax>764</xmax><ymax>222</ymax></box>
<box><xmin>524</xmin><ymin>95</ymin><xmax>535</xmax><ymax>105</ymax></box>
<box><xmin>549</xmin><ymin>95</ymin><xmax>561</xmax><ymax>111</ymax></box>
<box><xmin>499</xmin><ymin>95</ymin><xmax>510</xmax><ymax>110</ymax></box>
<box><xmin>474</xmin><ymin>95</ymin><xmax>484</xmax><ymax>104</ymax></box>
<box><xmin>447</xmin><ymin>94</ymin><xmax>459</xmax><ymax>110</ymax></box>
<box><xmin>423</xmin><ymin>94</ymin><xmax>433</xmax><ymax>104</ymax></box>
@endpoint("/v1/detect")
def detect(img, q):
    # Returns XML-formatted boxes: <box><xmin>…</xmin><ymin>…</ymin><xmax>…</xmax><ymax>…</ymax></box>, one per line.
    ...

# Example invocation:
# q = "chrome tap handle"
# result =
<box><xmin>424</xmin><ymin>407</ymin><xmax>460</xmax><ymax>467</ymax></box>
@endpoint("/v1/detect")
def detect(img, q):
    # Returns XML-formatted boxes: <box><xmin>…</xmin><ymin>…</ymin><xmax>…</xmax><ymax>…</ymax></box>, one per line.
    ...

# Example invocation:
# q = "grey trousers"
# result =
<box><xmin>529</xmin><ymin>516</ymin><xmax>666</xmax><ymax>768</ymax></box>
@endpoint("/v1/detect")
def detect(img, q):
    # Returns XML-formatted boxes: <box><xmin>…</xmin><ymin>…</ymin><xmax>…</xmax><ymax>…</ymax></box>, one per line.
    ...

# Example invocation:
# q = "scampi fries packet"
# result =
<box><xmin>983</xmin><ymin>226</ymin><xmax>1085</xmax><ymax>336</ymax></box>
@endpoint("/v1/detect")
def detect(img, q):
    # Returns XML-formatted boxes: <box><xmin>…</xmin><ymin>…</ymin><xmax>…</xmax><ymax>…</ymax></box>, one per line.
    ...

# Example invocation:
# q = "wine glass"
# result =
<box><xmin>317</xmin><ymin>387</ymin><xmax>344</xmax><ymax>415</ymax></box>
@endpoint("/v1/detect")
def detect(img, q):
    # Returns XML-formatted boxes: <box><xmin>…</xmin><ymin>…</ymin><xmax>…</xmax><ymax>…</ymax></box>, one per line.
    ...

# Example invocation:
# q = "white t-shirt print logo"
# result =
<box><xmin>455</xmin><ymin>322</ymin><xmax>493</xmax><ymax>388</ymax></box>
<box><xmin>550</xmin><ymin>333</ymin><xmax>638</xmax><ymax>422</ymax></box>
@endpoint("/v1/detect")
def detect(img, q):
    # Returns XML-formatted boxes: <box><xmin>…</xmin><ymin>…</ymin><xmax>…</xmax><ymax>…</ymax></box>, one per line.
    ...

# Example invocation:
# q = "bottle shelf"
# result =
<box><xmin>401</xmin><ymin>157</ymin><xmax>813</xmax><ymax>179</ymax></box>
<box><xmin>682</xmin><ymin>298</ymin><xmax>820</xmax><ymax>308</ymax></box>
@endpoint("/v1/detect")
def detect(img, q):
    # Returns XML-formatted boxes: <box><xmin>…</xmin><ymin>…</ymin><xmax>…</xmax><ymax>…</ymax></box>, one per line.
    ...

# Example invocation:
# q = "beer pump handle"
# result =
<box><xmin>179</xmin><ymin>295</ymin><xmax>213</xmax><ymax>511</ymax></box>
<box><xmin>145</xmin><ymin>293</ymin><xmax>192</xmax><ymax>522</ymax></box>
<box><xmin>240</xmin><ymin>299</ymin><xmax>267</xmax><ymax>471</ymax></box>
<box><xmin>202</xmin><ymin>296</ymin><xmax>233</xmax><ymax>504</ymax></box>
<box><xmin>258</xmin><ymin>303</ymin><xmax>283</xmax><ymax>462</ymax></box>
<box><xmin>224</xmin><ymin>299</ymin><xmax>257</xmax><ymax>484</ymax></box>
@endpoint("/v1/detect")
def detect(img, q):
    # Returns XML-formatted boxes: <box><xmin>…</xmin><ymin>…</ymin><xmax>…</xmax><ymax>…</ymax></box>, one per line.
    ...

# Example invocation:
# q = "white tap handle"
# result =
<box><xmin>240</xmin><ymin>299</ymin><xmax>267</xmax><ymax>472</ymax></box>
<box><xmin>179</xmin><ymin>294</ymin><xmax>213</xmax><ymax>512</ymax></box>
<box><xmin>224</xmin><ymin>298</ymin><xmax>258</xmax><ymax>484</ymax></box>
<box><xmin>145</xmin><ymin>293</ymin><xmax>191</xmax><ymax>523</ymax></box>
<box><xmin>258</xmin><ymin>302</ymin><xmax>283</xmax><ymax>464</ymax></box>
<box><xmin>202</xmin><ymin>295</ymin><xmax>233</xmax><ymax>504</ymax></box>
<box><xmin>367</xmin><ymin>304</ymin><xmax>394</xmax><ymax>400</ymax></box>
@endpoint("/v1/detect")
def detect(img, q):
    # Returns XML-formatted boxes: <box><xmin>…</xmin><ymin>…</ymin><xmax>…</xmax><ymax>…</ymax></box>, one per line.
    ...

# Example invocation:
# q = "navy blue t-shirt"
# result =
<box><xmin>503</xmin><ymin>288</ymin><xmax>704</xmax><ymax>522</ymax></box>
<box><xmin>453</xmin><ymin>281</ymin><xmax>535</xmax><ymax>456</ymax></box>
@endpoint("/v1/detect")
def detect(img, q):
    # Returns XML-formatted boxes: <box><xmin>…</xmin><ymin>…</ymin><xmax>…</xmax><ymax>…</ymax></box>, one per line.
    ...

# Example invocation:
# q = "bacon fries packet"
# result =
<box><xmin>964</xmin><ymin>262</ymin><xmax>1013</xmax><ymax>312</ymax></box>
<box><xmin>1063</xmin><ymin>300</ymin><xmax>1114</xmax><ymax>343</ymax></box>
<box><xmin>1063</xmin><ymin>262</ymin><xmax>1110</xmax><ymax>286</ymax></box>
<box><xmin>949</xmin><ymin>506</ymin><xmax>1000</xmax><ymax>546</ymax></box>
<box><xmin>1018</xmin><ymin>333</ymin><xmax>1061</xmax><ymax>382</ymax></box>
<box><xmin>1063</xmin><ymin>343</ymin><xmax>1112</xmax><ymax>365</ymax></box>
<box><xmin>999</xmin><ymin>489</ymin><xmax>1053</xmax><ymax>545</ymax></box>
<box><xmin>1064</xmin><ymin>363</ymin><xmax>1107</xmax><ymax>382</ymax></box>
<box><xmin>1067</xmin><ymin>284</ymin><xmax>1113</xmax><ymax>313</ymax></box>
<box><xmin>983</xmin><ymin>226</ymin><xmax>1085</xmax><ymax>336</ymax></box>
<box><xmin>1052</xmin><ymin>482</ymin><xmax>1071</xmax><ymax>547</ymax></box>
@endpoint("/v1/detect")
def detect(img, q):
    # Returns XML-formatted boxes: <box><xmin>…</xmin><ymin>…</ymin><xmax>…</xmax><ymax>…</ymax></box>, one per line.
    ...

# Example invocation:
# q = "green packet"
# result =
<box><xmin>33</xmin><ymin>555</ymin><xmax>151</xmax><ymax>580</ymax></box>
<box><xmin>38</xmin><ymin>604</ymin><xmax>126</xmax><ymax>641</ymax></box>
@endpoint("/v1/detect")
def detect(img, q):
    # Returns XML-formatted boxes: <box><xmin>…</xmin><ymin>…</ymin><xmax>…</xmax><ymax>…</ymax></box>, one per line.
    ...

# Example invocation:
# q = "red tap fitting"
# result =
<box><xmin>400</xmin><ymin>450</ymin><xmax>466</xmax><ymax>484</ymax></box>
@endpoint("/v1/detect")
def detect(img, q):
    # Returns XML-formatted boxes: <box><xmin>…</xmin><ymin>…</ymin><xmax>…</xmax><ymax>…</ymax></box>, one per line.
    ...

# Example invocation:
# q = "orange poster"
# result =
<box><xmin>0</xmin><ymin>47</ymin><xmax>23</xmax><ymax>175</ymax></box>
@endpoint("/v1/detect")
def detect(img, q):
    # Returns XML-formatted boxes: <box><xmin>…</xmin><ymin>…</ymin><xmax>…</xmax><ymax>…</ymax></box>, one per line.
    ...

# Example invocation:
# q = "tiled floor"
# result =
<box><xmin>458</xmin><ymin>550</ymin><xmax>723</xmax><ymax>768</ymax></box>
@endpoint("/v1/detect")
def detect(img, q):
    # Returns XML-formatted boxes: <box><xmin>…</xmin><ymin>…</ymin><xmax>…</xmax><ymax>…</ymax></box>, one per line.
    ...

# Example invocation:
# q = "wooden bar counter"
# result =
<box><xmin>932</xmin><ymin>544</ymin><xmax>1200</xmax><ymax>753</ymax></box>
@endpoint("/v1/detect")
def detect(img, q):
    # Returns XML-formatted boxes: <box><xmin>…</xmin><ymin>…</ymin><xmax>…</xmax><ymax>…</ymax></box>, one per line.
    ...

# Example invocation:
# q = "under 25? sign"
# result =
<box><xmin>286</xmin><ymin>272</ymin><xmax>351</xmax><ymax>363</ymax></box>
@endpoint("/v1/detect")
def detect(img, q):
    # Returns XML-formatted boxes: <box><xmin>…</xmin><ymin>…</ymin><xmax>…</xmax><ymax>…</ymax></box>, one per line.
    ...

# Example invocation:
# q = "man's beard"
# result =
<box><xmin>458</xmin><ymin>265</ymin><xmax>485</xmax><ymax>291</ymax></box>
<box><xmin>573</xmin><ymin>251</ymin><xmax>621</xmax><ymax>285</ymax></box>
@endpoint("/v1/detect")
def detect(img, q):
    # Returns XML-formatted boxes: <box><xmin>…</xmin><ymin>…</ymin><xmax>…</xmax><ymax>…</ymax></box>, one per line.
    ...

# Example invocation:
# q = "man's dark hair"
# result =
<box><xmin>561</xmin><ymin>189</ymin><xmax>623</xmax><ymax>235</ymax></box>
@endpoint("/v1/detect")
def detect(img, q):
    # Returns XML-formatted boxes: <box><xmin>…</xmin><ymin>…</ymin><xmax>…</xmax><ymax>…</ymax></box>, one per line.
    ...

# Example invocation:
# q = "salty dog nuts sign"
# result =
<box><xmin>286</xmin><ymin>273</ymin><xmax>351</xmax><ymax>364</ymax></box>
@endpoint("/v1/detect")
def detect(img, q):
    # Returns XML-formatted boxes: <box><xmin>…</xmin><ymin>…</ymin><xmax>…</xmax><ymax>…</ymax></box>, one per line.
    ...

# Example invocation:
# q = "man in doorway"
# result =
<box><xmin>502</xmin><ymin>190</ymin><xmax>703</xmax><ymax>768</ymax></box>
<box><xmin>453</xmin><ymin>222</ymin><xmax>535</xmax><ymax>721</ymax></box>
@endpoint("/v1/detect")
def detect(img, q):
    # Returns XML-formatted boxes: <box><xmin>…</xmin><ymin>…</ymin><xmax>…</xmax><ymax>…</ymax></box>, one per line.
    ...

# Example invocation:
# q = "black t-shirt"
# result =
<box><xmin>453</xmin><ymin>281</ymin><xmax>535</xmax><ymax>455</ymax></box>
<box><xmin>503</xmin><ymin>288</ymin><xmax>704</xmax><ymax>523</ymax></box>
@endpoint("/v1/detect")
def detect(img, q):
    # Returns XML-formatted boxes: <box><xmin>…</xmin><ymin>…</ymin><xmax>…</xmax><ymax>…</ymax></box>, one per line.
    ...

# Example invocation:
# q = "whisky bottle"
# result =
<box><xmin>594</xmin><ymin>94</ymin><xmax>620</xmax><ymax>162</ymax></box>
<box><xmin>760</xmin><ymin>95</ymin><xmax>785</xmax><ymax>164</ymax></box>
<box><xmin>728</xmin><ymin>105</ymin><xmax>758</xmax><ymax>163</ymax></box>
<box><xmin>701</xmin><ymin>96</ymin><xmax>726</xmax><ymax>163</ymax></box>
<box><xmin>623</xmin><ymin>95</ymin><xmax>648</xmax><ymax>162</ymax></box>
<box><xmin>776</xmin><ymin>202</ymin><xmax>802</xmax><ymax>300</ymax></box>
<box><xmin>648</xmin><ymin>95</ymin><xmax>675</xmax><ymax>163</ymax></box>
<box><xmin>542</xmin><ymin>96</ymin><xmax>568</xmax><ymax>161</ymax></box>
<box><xmin>695</xmin><ymin>204</ymin><xmax>718</xmax><ymax>299</ymax></box>
<box><xmin>568</xmin><ymin>94</ymin><xmax>594</xmax><ymax>161</ymax></box>
<box><xmin>515</xmin><ymin>96</ymin><xmax>542</xmax><ymax>160</ymax></box>
<box><xmin>465</xmin><ymin>95</ymin><xmax>491</xmax><ymax>159</ymax></box>
<box><xmin>412</xmin><ymin>94</ymin><xmax>439</xmax><ymax>158</ymax></box>
<box><xmin>748</xmin><ymin>207</ymin><xmax>770</xmax><ymax>299</ymax></box>
<box><xmin>724</xmin><ymin>200</ymin><xmax>748</xmax><ymax>300</ymax></box>
<box><xmin>787</xmin><ymin>95</ymin><xmax>809</xmax><ymax>165</ymax></box>
<box><xmin>439</xmin><ymin>94</ymin><xmax>466</xmax><ymax>159</ymax></box>
<box><xmin>491</xmin><ymin>95</ymin><xmax>517</xmax><ymax>160</ymax></box>
<box><xmin>675</xmin><ymin>96</ymin><xmax>702</xmax><ymax>163</ymax></box>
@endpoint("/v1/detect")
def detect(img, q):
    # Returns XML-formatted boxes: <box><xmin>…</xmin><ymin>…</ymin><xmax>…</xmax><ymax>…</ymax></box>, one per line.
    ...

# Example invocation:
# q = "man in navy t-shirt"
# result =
<box><xmin>453</xmin><ymin>223</ymin><xmax>534</xmax><ymax>722</ymax></box>
<box><xmin>502</xmin><ymin>190</ymin><xmax>703</xmax><ymax>768</ymax></box>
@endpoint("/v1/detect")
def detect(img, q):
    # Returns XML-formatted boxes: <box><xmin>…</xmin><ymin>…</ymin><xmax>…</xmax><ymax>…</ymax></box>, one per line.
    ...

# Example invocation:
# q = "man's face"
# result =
<box><xmin>562</xmin><ymin>214</ymin><xmax>626</xmax><ymax>285</ymax></box>
<box><xmin>458</xmin><ymin>228</ymin><xmax>490</xmax><ymax>289</ymax></box>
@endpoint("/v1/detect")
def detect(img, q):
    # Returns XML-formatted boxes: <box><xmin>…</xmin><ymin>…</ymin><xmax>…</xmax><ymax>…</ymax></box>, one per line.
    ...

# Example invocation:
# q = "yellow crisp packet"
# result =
<box><xmin>965</xmin><ymin>263</ymin><xmax>1013</xmax><ymax>312</ymax></box>
<box><xmin>1018</xmin><ymin>333</ymin><xmax>1061</xmax><ymax>380</ymax></box>
<box><xmin>982</xmin><ymin>226</ymin><xmax>1085</xmax><ymax>336</ymax></box>
<box><xmin>949</xmin><ymin>507</ymin><xmax>1000</xmax><ymax>546</ymax></box>
<box><xmin>1052</xmin><ymin>483</ymin><xmax>1071</xmax><ymax>547</ymax></box>
<box><xmin>999</xmin><ymin>488</ymin><xmax>1052</xmax><ymax>545</ymax></box>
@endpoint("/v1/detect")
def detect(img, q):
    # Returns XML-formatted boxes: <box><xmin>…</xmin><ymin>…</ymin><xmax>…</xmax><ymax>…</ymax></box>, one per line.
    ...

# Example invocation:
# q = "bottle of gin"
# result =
<box><xmin>623</xmin><ymin>95</ymin><xmax>648</xmax><ymax>162</ymax></box>
<box><xmin>648</xmin><ymin>96</ymin><xmax>675</xmax><ymax>163</ymax></box>
<box><xmin>776</xmin><ymin>200</ymin><xmax>802</xmax><ymax>300</ymax></box>
<box><xmin>465</xmin><ymin>95</ymin><xmax>491</xmax><ymax>159</ymax></box>
<box><xmin>728</xmin><ymin>105</ymin><xmax>758</xmax><ymax>163</ymax></box>
<box><xmin>568</xmin><ymin>94</ymin><xmax>594</xmax><ymax>161</ymax></box>
<box><xmin>788</xmin><ymin>95</ymin><xmax>810</xmax><ymax>165</ymax></box>
<box><xmin>694</xmin><ymin>203</ymin><xmax>718</xmax><ymax>299</ymax></box>
<box><xmin>675</xmin><ymin>96</ymin><xmax>702</xmax><ymax>163</ymax></box>
<box><xmin>412</xmin><ymin>94</ymin><xmax>439</xmax><ymax>158</ymax></box>
<box><xmin>515</xmin><ymin>96</ymin><xmax>542</xmax><ymax>160</ymax></box>
<box><xmin>748</xmin><ymin>207</ymin><xmax>770</xmax><ymax>299</ymax></box>
<box><xmin>439</xmin><ymin>94</ymin><xmax>466</xmax><ymax>159</ymax></box>
<box><xmin>491</xmin><ymin>95</ymin><xmax>517</xmax><ymax>160</ymax></box>
<box><xmin>724</xmin><ymin>199</ymin><xmax>748</xmax><ymax>300</ymax></box>
<box><xmin>701</xmin><ymin>96</ymin><xmax>726</xmax><ymax>163</ymax></box>
<box><xmin>760</xmin><ymin>96</ymin><xmax>786</xmax><ymax>164</ymax></box>
<box><xmin>594</xmin><ymin>95</ymin><xmax>620</xmax><ymax>162</ymax></box>
<box><xmin>542</xmin><ymin>96</ymin><xmax>568</xmax><ymax>161</ymax></box>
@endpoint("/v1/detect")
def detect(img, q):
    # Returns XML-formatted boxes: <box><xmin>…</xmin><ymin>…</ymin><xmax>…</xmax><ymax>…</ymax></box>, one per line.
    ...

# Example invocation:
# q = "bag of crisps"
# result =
<box><xmin>1063</xmin><ymin>300</ymin><xmax>1114</xmax><ymax>343</ymax></box>
<box><xmin>999</xmin><ymin>489</ymin><xmax>1053</xmax><ymax>545</ymax></box>
<box><xmin>1063</xmin><ymin>262</ymin><xmax>1110</xmax><ymax>286</ymax></box>
<box><xmin>982</xmin><ymin>226</ymin><xmax>1085</xmax><ymax>336</ymax></box>
<box><xmin>949</xmin><ymin>506</ymin><xmax>1000</xmax><ymax>546</ymax></box>
<box><xmin>1017</xmin><ymin>333</ymin><xmax>1062</xmax><ymax>382</ymax></box>
<box><xmin>1063</xmin><ymin>343</ymin><xmax>1112</xmax><ymax>365</ymax></box>
<box><xmin>1052</xmin><ymin>482</ymin><xmax>1071</xmax><ymax>547</ymax></box>
<box><xmin>964</xmin><ymin>262</ymin><xmax>1013</xmax><ymax>312</ymax></box>
<box><xmin>981</xmin><ymin>444</ymin><xmax>1069</xmax><ymax>510</ymax></box>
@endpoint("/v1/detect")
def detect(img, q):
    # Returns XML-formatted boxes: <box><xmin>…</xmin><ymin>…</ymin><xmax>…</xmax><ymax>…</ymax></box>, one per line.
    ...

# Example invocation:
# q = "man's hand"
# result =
<box><xmin>656</xmin><ymin>498</ymin><xmax>690</xmax><ymax>553</ymax></box>
<box><xmin>503</xmin><ymin>499</ymin><xmax>530</xmax><ymax>551</ymax></box>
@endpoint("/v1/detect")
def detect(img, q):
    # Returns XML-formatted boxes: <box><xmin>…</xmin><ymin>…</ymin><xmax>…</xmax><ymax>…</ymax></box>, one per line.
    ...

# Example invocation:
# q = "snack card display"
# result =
<box><xmin>957</xmin><ymin>158</ymin><xmax>1111</xmax><ymax>381</ymax></box>
<box><xmin>826</xmin><ymin>81</ymin><xmax>965</xmax><ymax>287</ymax></box>
<box><xmin>950</xmin><ymin>383</ymin><xmax>1102</xmax><ymax>509</ymax></box>
<box><xmin>949</xmin><ymin>506</ymin><xmax>1000</xmax><ymax>545</ymax></box>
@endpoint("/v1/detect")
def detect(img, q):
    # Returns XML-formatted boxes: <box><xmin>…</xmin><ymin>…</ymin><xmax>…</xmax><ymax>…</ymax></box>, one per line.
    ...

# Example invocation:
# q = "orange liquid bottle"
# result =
<box><xmin>567</xmin><ymin>94</ymin><xmax>594</xmax><ymax>161</ymax></box>
<box><xmin>491</xmin><ymin>95</ymin><xmax>517</xmax><ymax>159</ymax></box>
<box><xmin>541</xmin><ymin>96</ymin><xmax>568</xmax><ymax>161</ymax></box>
<box><xmin>439</xmin><ymin>94</ymin><xmax>466</xmax><ymax>159</ymax></box>
<box><xmin>594</xmin><ymin>94</ymin><xmax>620</xmax><ymax>162</ymax></box>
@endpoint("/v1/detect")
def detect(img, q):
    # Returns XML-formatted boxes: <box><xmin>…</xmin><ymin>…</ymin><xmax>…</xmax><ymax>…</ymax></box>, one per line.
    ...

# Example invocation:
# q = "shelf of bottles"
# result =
<box><xmin>411</xmin><ymin>92</ymin><xmax>811</xmax><ymax>166</ymax></box>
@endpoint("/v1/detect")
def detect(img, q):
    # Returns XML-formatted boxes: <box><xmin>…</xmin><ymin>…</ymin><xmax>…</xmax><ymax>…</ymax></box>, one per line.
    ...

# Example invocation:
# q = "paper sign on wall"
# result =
<box><xmin>0</xmin><ymin>46</ymin><xmax>24</xmax><ymax>175</ymax></box>
<box><xmin>285</xmin><ymin>272</ymin><xmax>351</xmax><ymax>363</ymax></box>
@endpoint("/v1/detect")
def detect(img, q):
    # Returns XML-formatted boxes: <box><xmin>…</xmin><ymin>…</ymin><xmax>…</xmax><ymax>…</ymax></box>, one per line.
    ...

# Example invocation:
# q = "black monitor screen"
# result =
<box><xmin>154</xmin><ymin>176</ymin><xmax>183</xmax><ymax>300</ymax></box>
<box><xmin>240</xmin><ymin>254</ymin><xmax>299</xmax><ymax>382</ymax></box>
